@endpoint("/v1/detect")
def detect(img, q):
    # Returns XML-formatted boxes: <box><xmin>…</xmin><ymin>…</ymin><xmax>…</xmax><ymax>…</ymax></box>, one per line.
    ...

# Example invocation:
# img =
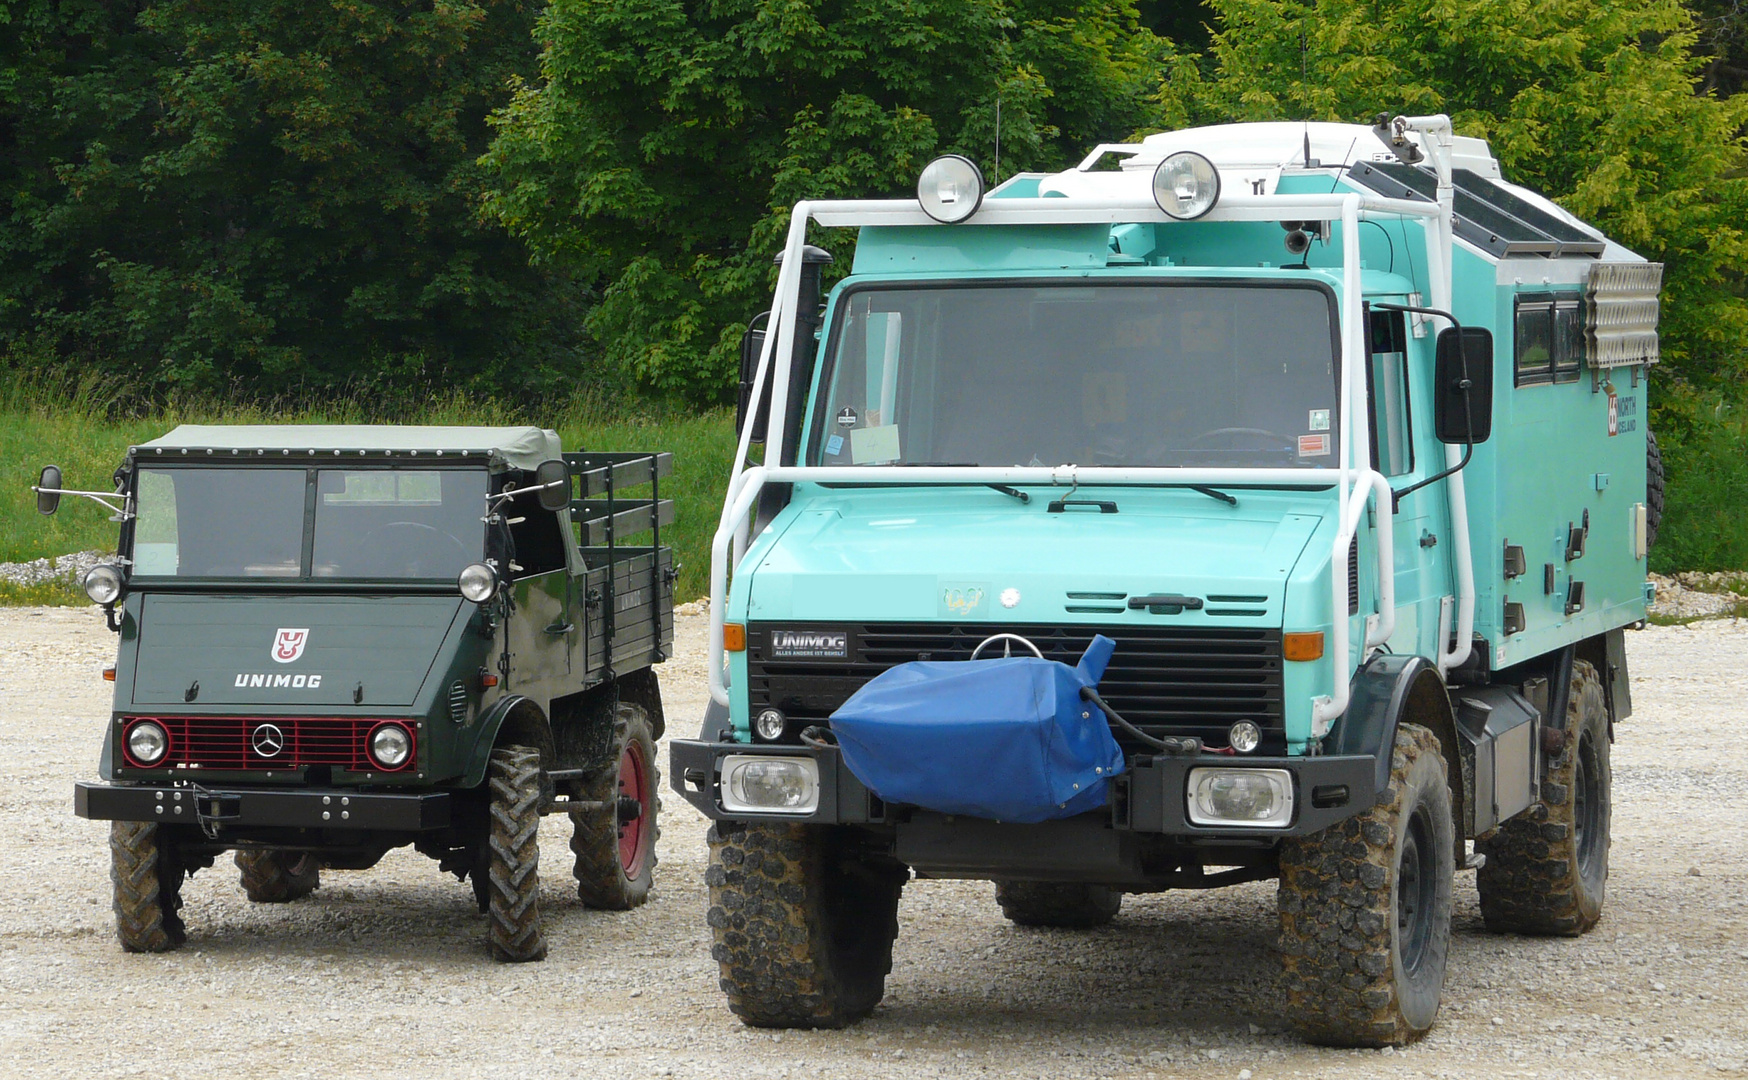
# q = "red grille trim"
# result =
<box><xmin>118</xmin><ymin>716</ymin><xmax>416</xmax><ymax>773</ymax></box>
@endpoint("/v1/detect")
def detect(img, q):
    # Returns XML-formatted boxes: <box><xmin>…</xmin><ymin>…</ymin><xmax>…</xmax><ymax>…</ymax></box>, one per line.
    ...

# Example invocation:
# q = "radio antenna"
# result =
<box><xmin>994</xmin><ymin>93</ymin><xmax>1002</xmax><ymax>184</ymax></box>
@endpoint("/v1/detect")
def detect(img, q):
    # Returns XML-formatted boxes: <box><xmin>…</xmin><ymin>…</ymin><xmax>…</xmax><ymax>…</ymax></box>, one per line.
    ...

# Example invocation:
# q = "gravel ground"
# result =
<box><xmin>2</xmin><ymin>606</ymin><xmax>1745</xmax><ymax>1079</ymax></box>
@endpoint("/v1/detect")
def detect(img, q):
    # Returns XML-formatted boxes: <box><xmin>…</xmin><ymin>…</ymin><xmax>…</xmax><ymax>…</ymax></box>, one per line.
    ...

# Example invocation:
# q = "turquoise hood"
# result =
<box><xmin>739</xmin><ymin>487</ymin><xmax>1328</xmax><ymax>626</ymax></box>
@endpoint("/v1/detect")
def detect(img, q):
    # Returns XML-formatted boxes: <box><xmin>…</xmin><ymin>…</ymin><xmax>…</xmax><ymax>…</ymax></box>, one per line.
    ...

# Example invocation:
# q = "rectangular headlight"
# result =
<box><xmin>720</xmin><ymin>755</ymin><xmax>820</xmax><ymax>815</ymax></box>
<box><xmin>1187</xmin><ymin>767</ymin><xmax>1294</xmax><ymax>828</ymax></box>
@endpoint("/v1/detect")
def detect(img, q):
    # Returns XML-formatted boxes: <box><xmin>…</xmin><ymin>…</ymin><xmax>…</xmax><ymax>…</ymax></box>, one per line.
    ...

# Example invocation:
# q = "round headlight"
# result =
<box><xmin>1152</xmin><ymin>151</ymin><xmax>1221</xmax><ymax>220</ymax></box>
<box><xmin>127</xmin><ymin>721</ymin><xmax>169</xmax><ymax>766</ymax></box>
<box><xmin>917</xmin><ymin>155</ymin><xmax>985</xmax><ymax>224</ymax></box>
<box><xmin>1229</xmin><ymin>719</ymin><xmax>1263</xmax><ymax>754</ymax></box>
<box><xmin>369</xmin><ymin>723</ymin><xmax>413</xmax><ymax>769</ymax></box>
<box><xmin>458</xmin><ymin>563</ymin><xmax>499</xmax><ymax>603</ymax></box>
<box><xmin>83</xmin><ymin>564</ymin><xmax>123</xmax><ymax>605</ymax></box>
<box><xmin>754</xmin><ymin>708</ymin><xmax>787</xmax><ymax>742</ymax></box>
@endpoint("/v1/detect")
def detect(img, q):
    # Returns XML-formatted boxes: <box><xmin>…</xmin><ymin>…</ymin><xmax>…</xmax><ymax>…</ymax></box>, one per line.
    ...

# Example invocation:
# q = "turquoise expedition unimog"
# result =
<box><xmin>35</xmin><ymin>426</ymin><xmax>674</xmax><ymax>961</ymax></box>
<box><xmin>671</xmin><ymin>117</ymin><xmax>1663</xmax><ymax>1044</ymax></box>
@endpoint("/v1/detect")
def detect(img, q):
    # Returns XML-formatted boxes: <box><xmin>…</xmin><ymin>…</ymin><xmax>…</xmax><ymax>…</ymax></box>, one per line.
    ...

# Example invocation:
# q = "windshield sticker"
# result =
<box><xmin>769</xmin><ymin>629</ymin><xmax>848</xmax><ymax>659</ymax></box>
<box><xmin>836</xmin><ymin>407</ymin><xmax>858</xmax><ymax>427</ymax></box>
<box><xmin>272</xmin><ymin>628</ymin><xmax>310</xmax><ymax>663</ymax></box>
<box><xmin>850</xmin><ymin>425</ymin><xmax>901</xmax><ymax>464</ymax></box>
<box><xmin>1297</xmin><ymin>434</ymin><xmax>1331</xmax><ymax>458</ymax></box>
<box><xmin>1308</xmin><ymin>409</ymin><xmax>1331</xmax><ymax>432</ymax></box>
<box><xmin>825</xmin><ymin>434</ymin><xmax>844</xmax><ymax>456</ymax></box>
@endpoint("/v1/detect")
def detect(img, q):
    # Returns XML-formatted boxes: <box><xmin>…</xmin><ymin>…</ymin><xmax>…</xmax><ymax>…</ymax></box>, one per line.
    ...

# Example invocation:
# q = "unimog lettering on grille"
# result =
<box><xmin>36</xmin><ymin>425</ymin><xmax>676</xmax><ymax>962</ymax></box>
<box><xmin>672</xmin><ymin>116</ymin><xmax>1658</xmax><ymax>1044</ymax></box>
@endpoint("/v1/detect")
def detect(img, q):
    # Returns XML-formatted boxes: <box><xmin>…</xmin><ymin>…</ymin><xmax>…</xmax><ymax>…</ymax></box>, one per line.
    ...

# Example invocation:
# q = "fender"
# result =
<box><xmin>1328</xmin><ymin>653</ymin><xmax>1464</xmax><ymax>839</ymax></box>
<box><xmin>459</xmin><ymin>695</ymin><xmax>553</xmax><ymax>789</ymax></box>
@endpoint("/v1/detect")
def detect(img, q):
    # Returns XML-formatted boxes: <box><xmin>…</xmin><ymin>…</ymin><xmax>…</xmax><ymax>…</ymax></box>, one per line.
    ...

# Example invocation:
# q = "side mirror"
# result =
<box><xmin>737</xmin><ymin>311</ymin><xmax>772</xmax><ymax>443</ymax></box>
<box><xmin>1434</xmin><ymin>327</ymin><xmax>1494</xmax><ymax>445</ymax></box>
<box><xmin>534</xmin><ymin>460</ymin><xmax>570</xmax><ymax>513</ymax></box>
<box><xmin>36</xmin><ymin>465</ymin><xmax>62</xmax><ymax>516</ymax></box>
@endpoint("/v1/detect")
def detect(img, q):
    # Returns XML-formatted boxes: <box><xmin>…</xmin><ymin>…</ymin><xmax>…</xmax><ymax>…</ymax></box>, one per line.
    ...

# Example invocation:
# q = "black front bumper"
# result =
<box><xmin>74</xmin><ymin>780</ymin><xmax>452</xmax><ymax>832</ymax></box>
<box><xmin>669</xmin><ymin>738</ymin><xmax>1378</xmax><ymax>839</ymax></box>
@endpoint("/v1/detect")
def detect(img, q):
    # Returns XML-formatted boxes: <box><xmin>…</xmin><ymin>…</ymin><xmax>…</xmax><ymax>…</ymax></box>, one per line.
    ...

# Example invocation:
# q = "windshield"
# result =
<box><xmin>132</xmin><ymin>467</ymin><xmax>488</xmax><ymax>580</ymax></box>
<box><xmin>809</xmin><ymin>281</ymin><xmax>1339</xmax><ymax>469</ymax></box>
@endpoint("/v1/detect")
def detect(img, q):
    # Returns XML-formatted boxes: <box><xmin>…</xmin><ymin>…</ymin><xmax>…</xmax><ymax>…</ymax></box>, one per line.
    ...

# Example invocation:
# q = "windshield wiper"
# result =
<box><xmin>1188</xmin><ymin>485</ymin><xmax>1239</xmax><ymax>506</ymax></box>
<box><xmin>889</xmin><ymin>463</ymin><xmax>1029</xmax><ymax>503</ymax></box>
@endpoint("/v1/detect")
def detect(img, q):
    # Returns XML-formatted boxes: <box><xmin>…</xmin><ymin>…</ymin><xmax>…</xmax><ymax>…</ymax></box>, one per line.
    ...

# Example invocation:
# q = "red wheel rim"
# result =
<box><xmin>617</xmin><ymin>740</ymin><xmax>650</xmax><ymax>878</ymax></box>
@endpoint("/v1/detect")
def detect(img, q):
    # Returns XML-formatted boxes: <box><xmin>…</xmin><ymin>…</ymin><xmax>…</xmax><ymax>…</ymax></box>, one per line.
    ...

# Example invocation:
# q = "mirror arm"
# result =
<box><xmin>31</xmin><ymin>487</ymin><xmax>132</xmax><ymax>519</ymax></box>
<box><xmin>1388</xmin><ymin>441</ymin><xmax>1474</xmax><ymax>512</ymax></box>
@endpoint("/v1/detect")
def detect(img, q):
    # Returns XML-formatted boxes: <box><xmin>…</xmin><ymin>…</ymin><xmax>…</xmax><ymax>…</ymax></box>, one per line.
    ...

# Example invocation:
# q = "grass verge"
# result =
<box><xmin>2</xmin><ymin>380</ymin><xmax>737</xmax><ymax>602</ymax></box>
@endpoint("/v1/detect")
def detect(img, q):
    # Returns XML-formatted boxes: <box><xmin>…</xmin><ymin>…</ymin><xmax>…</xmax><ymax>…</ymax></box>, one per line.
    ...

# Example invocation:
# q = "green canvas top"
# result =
<box><xmin>137</xmin><ymin>425</ymin><xmax>563</xmax><ymax>471</ymax></box>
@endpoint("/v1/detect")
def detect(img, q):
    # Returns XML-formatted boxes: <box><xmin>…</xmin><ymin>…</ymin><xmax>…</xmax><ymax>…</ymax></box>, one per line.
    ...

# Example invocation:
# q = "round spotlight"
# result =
<box><xmin>1228</xmin><ymin>719</ymin><xmax>1263</xmax><ymax>755</ymax></box>
<box><xmin>458</xmin><ymin>563</ymin><xmax>499</xmax><ymax>603</ymax></box>
<box><xmin>754</xmin><ymin>708</ymin><xmax>787</xmax><ymax>742</ymax></box>
<box><xmin>369</xmin><ymin>723</ymin><xmax>414</xmax><ymax>769</ymax></box>
<box><xmin>83</xmin><ymin>564</ymin><xmax>123</xmax><ymax>605</ymax></box>
<box><xmin>126</xmin><ymin>720</ymin><xmax>169</xmax><ymax>766</ymax></box>
<box><xmin>917</xmin><ymin>155</ymin><xmax>985</xmax><ymax>224</ymax></box>
<box><xmin>1151</xmin><ymin>151</ymin><xmax>1221</xmax><ymax>220</ymax></box>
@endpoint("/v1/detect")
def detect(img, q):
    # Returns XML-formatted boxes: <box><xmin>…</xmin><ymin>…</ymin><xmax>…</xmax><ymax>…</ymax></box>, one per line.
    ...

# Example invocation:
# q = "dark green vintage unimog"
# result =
<box><xmin>36</xmin><ymin>425</ymin><xmax>674</xmax><ymax>961</ymax></box>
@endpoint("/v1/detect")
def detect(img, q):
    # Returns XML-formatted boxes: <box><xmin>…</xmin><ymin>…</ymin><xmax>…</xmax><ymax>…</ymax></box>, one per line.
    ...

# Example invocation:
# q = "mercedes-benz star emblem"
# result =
<box><xmin>251</xmin><ymin>723</ymin><xmax>285</xmax><ymax>758</ymax></box>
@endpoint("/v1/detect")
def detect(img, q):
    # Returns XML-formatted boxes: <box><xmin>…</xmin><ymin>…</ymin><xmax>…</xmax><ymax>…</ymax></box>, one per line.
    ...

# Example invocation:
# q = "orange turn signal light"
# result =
<box><xmin>723</xmin><ymin>623</ymin><xmax>747</xmax><ymax>653</ymax></box>
<box><xmin>1283</xmin><ymin>632</ymin><xmax>1325</xmax><ymax>662</ymax></box>
<box><xmin>101</xmin><ymin>667</ymin><xmax>116</xmax><ymax>682</ymax></box>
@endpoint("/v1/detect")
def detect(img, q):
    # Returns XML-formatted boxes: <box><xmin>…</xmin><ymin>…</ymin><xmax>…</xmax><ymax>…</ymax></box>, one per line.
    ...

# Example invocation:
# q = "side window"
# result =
<box><xmin>1366</xmin><ymin>310</ymin><xmax>1414</xmax><ymax>478</ymax></box>
<box><xmin>504</xmin><ymin>488</ymin><xmax>569</xmax><ymax>578</ymax></box>
<box><xmin>1515</xmin><ymin>293</ymin><xmax>1584</xmax><ymax>386</ymax></box>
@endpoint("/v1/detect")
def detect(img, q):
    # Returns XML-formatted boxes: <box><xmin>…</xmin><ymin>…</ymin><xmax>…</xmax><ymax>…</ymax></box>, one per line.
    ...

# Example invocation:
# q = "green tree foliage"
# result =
<box><xmin>0</xmin><ymin>0</ymin><xmax>586</xmax><ymax>397</ymax></box>
<box><xmin>482</xmin><ymin>0</ymin><xmax>1166</xmax><ymax>402</ymax></box>
<box><xmin>1156</xmin><ymin>0</ymin><xmax>1748</xmax><ymax>401</ymax></box>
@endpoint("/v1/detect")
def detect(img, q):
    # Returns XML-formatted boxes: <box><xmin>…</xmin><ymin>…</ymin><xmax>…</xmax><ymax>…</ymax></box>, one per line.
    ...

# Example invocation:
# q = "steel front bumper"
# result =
<box><xmin>74</xmin><ymin>781</ymin><xmax>451</xmax><ymax>832</ymax></box>
<box><xmin>669</xmin><ymin>738</ymin><xmax>1379</xmax><ymax>837</ymax></box>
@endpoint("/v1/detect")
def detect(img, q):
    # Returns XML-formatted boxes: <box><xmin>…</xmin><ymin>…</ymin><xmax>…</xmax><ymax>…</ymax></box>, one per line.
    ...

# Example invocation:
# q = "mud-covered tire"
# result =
<box><xmin>1477</xmin><ymin>660</ymin><xmax>1611</xmax><ymax>936</ymax></box>
<box><xmin>1645</xmin><ymin>429</ymin><xmax>1665</xmax><ymax>550</ymax></box>
<box><xmin>486</xmin><ymin>744</ymin><xmax>548</xmax><ymax>962</ymax></box>
<box><xmin>570</xmin><ymin>703</ymin><xmax>659</xmax><ymax>910</ymax></box>
<box><xmin>706</xmin><ymin>823</ymin><xmax>907</xmax><ymax>1028</ymax></box>
<box><xmin>110</xmin><ymin>821</ymin><xmax>187</xmax><ymax>953</ymax></box>
<box><xmin>994</xmin><ymin>881</ymin><xmax>1122</xmax><ymax>928</ymax></box>
<box><xmin>234</xmin><ymin>850</ymin><xmax>320</xmax><ymax>903</ymax></box>
<box><xmin>1278</xmin><ymin>723</ymin><xmax>1454</xmax><ymax>1047</ymax></box>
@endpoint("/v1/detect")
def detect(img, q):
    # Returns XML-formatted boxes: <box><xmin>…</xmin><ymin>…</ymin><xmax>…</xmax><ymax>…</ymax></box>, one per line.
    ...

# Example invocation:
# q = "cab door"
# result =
<box><xmin>1367</xmin><ymin>308</ymin><xmax>1450</xmax><ymax>660</ymax></box>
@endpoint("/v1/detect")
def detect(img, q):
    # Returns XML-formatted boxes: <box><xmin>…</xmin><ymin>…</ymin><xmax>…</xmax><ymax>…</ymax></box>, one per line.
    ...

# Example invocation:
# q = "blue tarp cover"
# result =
<box><xmin>829</xmin><ymin>636</ymin><xmax>1124</xmax><ymax>823</ymax></box>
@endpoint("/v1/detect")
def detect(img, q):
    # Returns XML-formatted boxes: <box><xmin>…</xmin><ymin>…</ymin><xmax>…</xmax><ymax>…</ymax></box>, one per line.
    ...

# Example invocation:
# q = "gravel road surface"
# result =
<box><xmin>2</xmin><ymin>607</ymin><xmax>1744</xmax><ymax>1079</ymax></box>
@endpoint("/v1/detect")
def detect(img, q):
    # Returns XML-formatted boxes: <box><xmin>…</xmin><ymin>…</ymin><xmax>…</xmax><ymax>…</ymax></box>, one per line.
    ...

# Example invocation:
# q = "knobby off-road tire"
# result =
<box><xmin>1646</xmin><ymin>429</ymin><xmax>1665</xmax><ymax>551</ymax></box>
<box><xmin>707</xmin><ymin>823</ymin><xmax>907</xmax><ymax>1028</ymax></box>
<box><xmin>235</xmin><ymin>850</ymin><xmax>320</xmax><ymax>902</ymax></box>
<box><xmin>570</xmin><ymin>703</ymin><xmax>659</xmax><ymax>910</ymax></box>
<box><xmin>486</xmin><ymin>744</ymin><xmax>548</xmax><ymax>962</ymax></box>
<box><xmin>1279</xmin><ymin>723</ymin><xmax>1455</xmax><ymax>1047</ymax></box>
<box><xmin>1477</xmin><ymin>659</ymin><xmax>1611</xmax><ymax>936</ymax></box>
<box><xmin>994</xmin><ymin>881</ymin><xmax>1122</xmax><ymax>928</ymax></box>
<box><xmin>111</xmin><ymin>821</ymin><xmax>188</xmax><ymax>953</ymax></box>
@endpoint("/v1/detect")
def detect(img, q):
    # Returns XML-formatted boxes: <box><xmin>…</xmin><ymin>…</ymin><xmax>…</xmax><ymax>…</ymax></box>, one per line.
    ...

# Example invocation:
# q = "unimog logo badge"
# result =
<box><xmin>251</xmin><ymin>723</ymin><xmax>286</xmax><ymax>758</ymax></box>
<box><xmin>768</xmin><ymin>629</ymin><xmax>848</xmax><ymax>660</ymax></box>
<box><xmin>272</xmin><ymin>628</ymin><xmax>310</xmax><ymax>663</ymax></box>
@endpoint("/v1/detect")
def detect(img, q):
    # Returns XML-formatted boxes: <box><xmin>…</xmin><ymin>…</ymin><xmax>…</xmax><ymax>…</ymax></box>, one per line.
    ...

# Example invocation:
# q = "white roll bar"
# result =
<box><xmin>711</xmin><ymin>146</ymin><xmax>1469</xmax><ymax>725</ymax></box>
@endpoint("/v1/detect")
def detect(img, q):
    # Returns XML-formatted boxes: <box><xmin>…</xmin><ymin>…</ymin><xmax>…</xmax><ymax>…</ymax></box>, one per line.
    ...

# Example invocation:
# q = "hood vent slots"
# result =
<box><xmin>1065</xmin><ymin>590</ymin><xmax>1126</xmax><ymax>614</ymax></box>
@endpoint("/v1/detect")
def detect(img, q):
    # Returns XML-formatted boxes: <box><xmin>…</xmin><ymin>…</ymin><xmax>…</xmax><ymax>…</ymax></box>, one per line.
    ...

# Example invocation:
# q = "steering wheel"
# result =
<box><xmin>360</xmin><ymin>522</ymin><xmax>470</xmax><ymax>576</ymax></box>
<box><xmin>1189</xmin><ymin>426</ymin><xmax>1299</xmax><ymax>449</ymax></box>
